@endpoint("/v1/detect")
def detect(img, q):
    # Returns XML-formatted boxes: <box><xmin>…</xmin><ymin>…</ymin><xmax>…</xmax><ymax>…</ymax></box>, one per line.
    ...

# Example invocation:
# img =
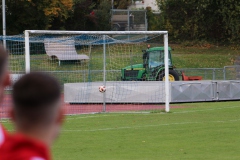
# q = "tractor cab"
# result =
<box><xmin>143</xmin><ymin>47</ymin><xmax>173</xmax><ymax>71</ymax></box>
<box><xmin>121</xmin><ymin>46</ymin><xmax>179</xmax><ymax>81</ymax></box>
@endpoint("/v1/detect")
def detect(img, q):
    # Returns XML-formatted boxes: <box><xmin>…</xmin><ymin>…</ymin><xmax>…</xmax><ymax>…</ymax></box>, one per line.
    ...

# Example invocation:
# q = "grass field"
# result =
<box><xmin>9</xmin><ymin>44</ymin><xmax>239</xmax><ymax>71</ymax></box>
<box><xmin>8</xmin><ymin>44</ymin><xmax>240</xmax><ymax>84</ymax></box>
<box><xmin>2</xmin><ymin>101</ymin><xmax>240</xmax><ymax>160</ymax></box>
<box><xmin>171</xmin><ymin>45</ymin><xmax>239</xmax><ymax>68</ymax></box>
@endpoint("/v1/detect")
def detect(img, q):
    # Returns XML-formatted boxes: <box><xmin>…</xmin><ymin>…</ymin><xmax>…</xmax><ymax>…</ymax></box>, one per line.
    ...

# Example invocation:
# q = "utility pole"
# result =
<box><xmin>2</xmin><ymin>0</ymin><xmax>6</xmax><ymax>48</ymax></box>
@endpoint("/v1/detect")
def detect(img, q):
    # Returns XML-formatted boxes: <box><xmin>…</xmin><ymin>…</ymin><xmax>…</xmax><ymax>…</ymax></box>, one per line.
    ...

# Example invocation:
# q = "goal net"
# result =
<box><xmin>2</xmin><ymin>31</ymin><xmax>170</xmax><ymax>118</ymax></box>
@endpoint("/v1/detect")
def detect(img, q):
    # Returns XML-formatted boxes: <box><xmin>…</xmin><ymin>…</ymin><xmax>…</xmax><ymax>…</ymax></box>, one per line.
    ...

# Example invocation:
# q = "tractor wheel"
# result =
<box><xmin>158</xmin><ymin>70</ymin><xmax>179</xmax><ymax>81</ymax></box>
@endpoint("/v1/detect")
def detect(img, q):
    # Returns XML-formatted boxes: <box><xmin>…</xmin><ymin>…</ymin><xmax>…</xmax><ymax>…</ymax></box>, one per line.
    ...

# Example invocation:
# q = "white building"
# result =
<box><xmin>128</xmin><ymin>0</ymin><xmax>159</xmax><ymax>13</ymax></box>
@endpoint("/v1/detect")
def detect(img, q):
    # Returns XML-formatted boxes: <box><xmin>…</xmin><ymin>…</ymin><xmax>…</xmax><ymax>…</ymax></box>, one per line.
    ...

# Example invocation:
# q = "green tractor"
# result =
<box><xmin>121</xmin><ymin>46</ymin><xmax>180</xmax><ymax>81</ymax></box>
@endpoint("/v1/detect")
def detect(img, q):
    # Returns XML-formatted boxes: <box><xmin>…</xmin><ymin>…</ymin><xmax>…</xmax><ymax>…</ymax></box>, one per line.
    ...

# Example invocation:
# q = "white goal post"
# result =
<box><xmin>24</xmin><ymin>30</ymin><xmax>170</xmax><ymax>112</ymax></box>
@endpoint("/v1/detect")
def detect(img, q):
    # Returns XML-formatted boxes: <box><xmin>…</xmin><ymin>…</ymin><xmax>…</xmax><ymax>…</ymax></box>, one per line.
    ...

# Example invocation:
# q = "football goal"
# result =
<box><xmin>23</xmin><ymin>30</ymin><xmax>170</xmax><ymax>113</ymax></box>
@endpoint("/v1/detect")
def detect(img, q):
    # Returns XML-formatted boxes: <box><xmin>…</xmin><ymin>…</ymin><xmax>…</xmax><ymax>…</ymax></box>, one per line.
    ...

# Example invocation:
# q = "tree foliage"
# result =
<box><xmin>65</xmin><ymin>0</ymin><xmax>96</xmax><ymax>31</ymax></box>
<box><xmin>2</xmin><ymin>0</ymin><xmax>73</xmax><ymax>34</ymax></box>
<box><xmin>113</xmin><ymin>0</ymin><xmax>131</xmax><ymax>9</ymax></box>
<box><xmin>95</xmin><ymin>0</ymin><xmax>111</xmax><ymax>30</ymax></box>
<box><xmin>156</xmin><ymin>0</ymin><xmax>240</xmax><ymax>43</ymax></box>
<box><xmin>64</xmin><ymin>0</ymin><xmax>111</xmax><ymax>31</ymax></box>
<box><xmin>0</xmin><ymin>0</ymin><xmax>113</xmax><ymax>33</ymax></box>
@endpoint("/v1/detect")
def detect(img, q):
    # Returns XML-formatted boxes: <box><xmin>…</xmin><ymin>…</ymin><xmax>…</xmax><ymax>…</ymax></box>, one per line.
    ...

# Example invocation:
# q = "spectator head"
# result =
<box><xmin>11</xmin><ymin>72</ymin><xmax>64</xmax><ymax>145</ymax></box>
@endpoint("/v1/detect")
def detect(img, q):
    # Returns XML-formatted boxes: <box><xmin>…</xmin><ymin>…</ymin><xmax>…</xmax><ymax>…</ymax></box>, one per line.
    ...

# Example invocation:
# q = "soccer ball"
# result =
<box><xmin>99</xmin><ymin>85</ymin><xmax>106</xmax><ymax>93</ymax></box>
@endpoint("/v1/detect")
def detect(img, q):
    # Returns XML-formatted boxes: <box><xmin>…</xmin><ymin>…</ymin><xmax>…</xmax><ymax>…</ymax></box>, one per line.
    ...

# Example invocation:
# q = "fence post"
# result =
<box><xmin>213</xmin><ymin>69</ymin><xmax>215</xmax><ymax>80</ymax></box>
<box><xmin>204</xmin><ymin>70</ymin><xmax>207</xmax><ymax>80</ymax></box>
<box><xmin>103</xmin><ymin>35</ymin><xmax>106</xmax><ymax>112</ymax></box>
<box><xmin>128</xmin><ymin>10</ymin><xmax>130</xmax><ymax>31</ymax></box>
<box><xmin>145</xmin><ymin>10</ymin><xmax>148</xmax><ymax>31</ymax></box>
<box><xmin>223</xmin><ymin>66</ymin><xmax>226</xmax><ymax>80</ymax></box>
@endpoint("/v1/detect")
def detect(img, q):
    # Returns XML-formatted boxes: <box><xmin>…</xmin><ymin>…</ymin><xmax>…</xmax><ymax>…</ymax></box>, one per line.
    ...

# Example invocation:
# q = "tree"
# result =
<box><xmin>95</xmin><ymin>0</ymin><xmax>111</xmax><ymax>30</ymax></box>
<box><xmin>65</xmin><ymin>0</ymin><xmax>112</xmax><ymax>31</ymax></box>
<box><xmin>1</xmin><ymin>0</ymin><xmax>73</xmax><ymax>34</ymax></box>
<box><xmin>65</xmin><ymin>0</ymin><xmax>97</xmax><ymax>31</ymax></box>
<box><xmin>113</xmin><ymin>0</ymin><xmax>131</xmax><ymax>9</ymax></box>
<box><xmin>156</xmin><ymin>0</ymin><xmax>240</xmax><ymax>43</ymax></box>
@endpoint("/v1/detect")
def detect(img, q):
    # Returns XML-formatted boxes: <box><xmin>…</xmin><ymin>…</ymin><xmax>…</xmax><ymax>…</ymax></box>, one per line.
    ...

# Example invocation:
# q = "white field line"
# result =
<box><xmin>173</xmin><ymin>105</ymin><xmax>240</xmax><ymax>114</ymax></box>
<box><xmin>66</xmin><ymin>112</ymin><xmax>151</xmax><ymax>120</ymax></box>
<box><xmin>66</xmin><ymin>114</ymin><xmax>122</xmax><ymax>120</ymax></box>
<box><xmin>65</xmin><ymin>105</ymin><xmax>240</xmax><ymax>120</ymax></box>
<box><xmin>2</xmin><ymin>105</ymin><xmax>240</xmax><ymax>131</ymax></box>
<box><xmin>62</xmin><ymin>118</ymin><xmax>240</xmax><ymax>132</ymax></box>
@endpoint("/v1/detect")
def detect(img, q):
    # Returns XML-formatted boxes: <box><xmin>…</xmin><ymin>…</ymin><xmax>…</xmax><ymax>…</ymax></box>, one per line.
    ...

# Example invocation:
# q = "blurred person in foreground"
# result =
<box><xmin>0</xmin><ymin>72</ymin><xmax>64</xmax><ymax>160</ymax></box>
<box><xmin>0</xmin><ymin>45</ymin><xmax>11</xmax><ymax>155</ymax></box>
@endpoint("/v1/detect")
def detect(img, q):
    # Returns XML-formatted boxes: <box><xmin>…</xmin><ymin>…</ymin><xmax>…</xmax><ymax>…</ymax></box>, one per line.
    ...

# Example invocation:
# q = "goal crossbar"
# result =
<box><xmin>25</xmin><ymin>30</ymin><xmax>168</xmax><ymax>35</ymax></box>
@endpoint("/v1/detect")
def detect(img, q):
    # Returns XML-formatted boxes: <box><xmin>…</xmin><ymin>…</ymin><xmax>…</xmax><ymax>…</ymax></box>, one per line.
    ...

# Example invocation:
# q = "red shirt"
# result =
<box><xmin>0</xmin><ymin>124</ymin><xmax>8</xmax><ymax>149</ymax></box>
<box><xmin>0</xmin><ymin>128</ymin><xmax>51</xmax><ymax>160</ymax></box>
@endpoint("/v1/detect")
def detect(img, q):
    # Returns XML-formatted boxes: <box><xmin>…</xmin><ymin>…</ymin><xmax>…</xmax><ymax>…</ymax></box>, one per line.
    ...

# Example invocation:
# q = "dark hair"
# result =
<box><xmin>0</xmin><ymin>44</ymin><xmax>8</xmax><ymax>77</ymax></box>
<box><xmin>13</xmin><ymin>72</ymin><xmax>61</xmax><ymax>126</ymax></box>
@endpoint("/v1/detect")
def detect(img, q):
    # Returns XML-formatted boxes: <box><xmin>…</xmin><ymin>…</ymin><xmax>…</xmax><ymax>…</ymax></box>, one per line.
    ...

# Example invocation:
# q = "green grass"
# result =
<box><xmin>10</xmin><ymin>44</ymin><xmax>240</xmax><ymax>70</ymax></box>
<box><xmin>8</xmin><ymin>44</ymin><xmax>240</xmax><ymax>83</ymax></box>
<box><xmin>171</xmin><ymin>45</ymin><xmax>239</xmax><ymax>68</ymax></box>
<box><xmin>53</xmin><ymin>101</ymin><xmax>240</xmax><ymax>160</ymax></box>
<box><xmin>3</xmin><ymin>101</ymin><xmax>240</xmax><ymax>159</ymax></box>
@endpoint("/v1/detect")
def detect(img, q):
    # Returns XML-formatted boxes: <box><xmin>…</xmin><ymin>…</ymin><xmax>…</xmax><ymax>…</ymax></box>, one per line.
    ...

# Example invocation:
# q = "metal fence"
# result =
<box><xmin>171</xmin><ymin>80</ymin><xmax>240</xmax><ymax>102</ymax></box>
<box><xmin>111</xmin><ymin>9</ymin><xmax>147</xmax><ymax>31</ymax></box>
<box><xmin>223</xmin><ymin>66</ymin><xmax>240</xmax><ymax>80</ymax></box>
<box><xmin>175</xmin><ymin>68</ymin><xmax>224</xmax><ymax>80</ymax></box>
<box><xmin>8</xmin><ymin>66</ymin><xmax>240</xmax><ymax>87</ymax></box>
<box><xmin>175</xmin><ymin>65</ymin><xmax>240</xmax><ymax>81</ymax></box>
